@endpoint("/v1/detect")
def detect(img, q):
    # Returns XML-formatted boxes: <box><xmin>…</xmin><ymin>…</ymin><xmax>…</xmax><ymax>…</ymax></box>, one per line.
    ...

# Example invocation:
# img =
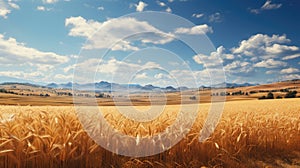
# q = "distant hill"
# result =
<box><xmin>4</xmin><ymin>76</ymin><xmax>300</xmax><ymax>92</ymax></box>
<box><xmin>46</xmin><ymin>81</ymin><xmax>183</xmax><ymax>92</ymax></box>
<box><xmin>211</xmin><ymin>82</ymin><xmax>259</xmax><ymax>88</ymax></box>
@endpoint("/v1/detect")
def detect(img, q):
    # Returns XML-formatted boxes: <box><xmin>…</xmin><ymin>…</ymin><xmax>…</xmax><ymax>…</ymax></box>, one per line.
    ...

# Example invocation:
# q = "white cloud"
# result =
<box><xmin>282</xmin><ymin>53</ymin><xmax>300</xmax><ymax>60</ymax></box>
<box><xmin>157</xmin><ymin>1</ymin><xmax>166</xmax><ymax>7</ymax></box>
<box><xmin>174</xmin><ymin>24</ymin><xmax>213</xmax><ymax>35</ymax></box>
<box><xmin>135</xmin><ymin>72</ymin><xmax>148</xmax><ymax>79</ymax></box>
<box><xmin>250</xmin><ymin>0</ymin><xmax>282</xmax><ymax>14</ymax></box>
<box><xmin>280</xmin><ymin>68</ymin><xmax>299</xmax><ymax>74</ymax></box>
<box><xmin>254</xmin><ymin>59</ymin><xmax>287</xmax><ymax>68</ymax></box>
<box><xmin>54</xmin><ymin>74</ymin><xmax>73</xmax><ymax>81</ymax></box>
<box><xmin>265</xmin><ymin>44</ymin><xmax>298</xmax><ymax>54</ymax></box>
<box><xmin>74</xmin><ymin>58</ymin><xmax>162</xmax><ymax>83</ymax></box>
<box><xmin>66</xmin><ymin>16</ymin><xmax>174</xmax><ymax>50</ymax></box>
<box><xmin>209</xmin><ymin>12</ymin><xmax>221</xmax><ymax>22</ymax></box>
<box><xmin>37</xmin><ymin>6</ymin><xmax>46</xmax><ymax>11</ymax></box>
<box><xmin>154</xmin><ymin>73</ymin><xmax>171</xmax><ymax>79</ymax></box>
<box><xmin>266</xmin><ymin>70</ymin><xmax>277</xmax><ymax>74</ymax></box>
<box><xmin>192</xmin><ymin>13</ymin><xmax>204</xmax><ymax>18</ymax></box>
<box><xmin>168</xmin><ymin>0</ymin><xmax>174</xmax><ymax>2</ymax></box>
<box><xmin>110</xmin><ymin>41</ymin><xmax>139</xmax><ymax>51</ymax></box>
<box><xmin>154</xmin><ymin>73</ymin><xmax>163</xmax><ymax>79</ymax></box>
<box><xmin>65</xmin><ymin>16</ymin><xmax>101</xmax><ymax>38</ymax></box>
<box><xmin>170</xmin><ymin>68</ymin><xmax>225</xmax><ymax>87</ymax></box>
<box><xmin>0</xmin><ymin>0</ymin><xmax>20</xmax><ymax>19</ymax></box>
<box><xmin>193</xmin><ymin>46</ymin><xmax>225</xmax><ymax>68</ymax></box>
<box><xmin>8</xmin><ymin>2</ymin><xmax>19</xmax><ymax>9</ymax></box>
<box><xmin>0</xmin><ymin>71</ymin><xmax>44</xmax><ymax>80</ymax></box>
<box><xmin>135</xmin><ymin>1</ymin><xmax>147</xmax><ymax>12</ymax></box>
<box><xmin>261</xmin><ymin>0</ymin><xmax>282</xmax><ymax>10</ymax></box>
<box><xmin>166</xmin><ymin>7</ymin><xmax>172</xmax><ymax>13</ymax></box>
<box><xmin>224</xmin><ymin>61</ymin><xmax>253</xmax><ymax>74</ymax></box>
<box><xmin>0</xmin><ymin>34</ymin><xmax>69</xmax><ymax>65</ymax></box>
<box><xmin>280</xmin><ymin>74</ymin><xmax>300</xmax><ymax>80</ymax></box>
<box><xmin>36</xmin><ymin>6</ymin><xmax>52</xmax><ymax>11</ymax></box>
<box><xmin>223</xmin><ymin>53</ymin><xmax>235</xmax><ymax>60</ymax></box>
<box><xmin>36</xmin><ymin>64</ymin><xmax>55</xmax><ymax>72</ymax></box>
<box><xmin>43</xmin><ymin>0</ymin><xmax>59</xmax><ymax>4</ymax></box>
<box><xmin>0</xmin><ymin>8</ymin><xmax>10</xmax><ymax>19</ymax></box>
<box><xmin>97</xmin><ymin>6</ymin><xmax>104</xmax><ymax>11</ymax></box>
<box><xmin>232</xmin><ymin>34</ymin><xmax>297</xmax><ymax>59</ymax></box>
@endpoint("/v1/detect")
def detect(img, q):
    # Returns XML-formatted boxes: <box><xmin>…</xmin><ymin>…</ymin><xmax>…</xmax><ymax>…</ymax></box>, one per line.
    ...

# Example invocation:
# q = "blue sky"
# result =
<box><xmin>0</xmin><ymin>0</ymin><xmax>299</xmax><ymax>87</ymax></box>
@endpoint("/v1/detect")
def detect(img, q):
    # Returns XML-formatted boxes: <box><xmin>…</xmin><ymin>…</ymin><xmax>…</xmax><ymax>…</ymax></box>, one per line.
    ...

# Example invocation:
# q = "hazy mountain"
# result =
<box><xmin>1</xmin><ymin>76</ymin><xmax>261</xmax><ymax>92</ymax></box>
<box><xmin>164</xmin><ymin>86</ymin><xmax>177</xmax><ymax>91</ymax></box>
<box><xmin>46</xmin><ymin>81</ymin><xmax>178</xmax><ymax>92</ymax></box>
<box><xmin>0</xmin><ymin>76</ymin><xmax>46</xmax><ymax>85</ymax></box>
<box><xmin>211</xmin><ymin>82</ymin><xmax>258</xmax><ymax>88</ymax></box>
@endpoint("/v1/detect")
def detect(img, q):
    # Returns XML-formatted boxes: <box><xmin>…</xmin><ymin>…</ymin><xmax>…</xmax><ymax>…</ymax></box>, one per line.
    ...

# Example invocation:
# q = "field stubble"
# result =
<box><xmin>0</xmin><ymin>99</ymin><xmax>299</xmax><ymax>167</ymax></box>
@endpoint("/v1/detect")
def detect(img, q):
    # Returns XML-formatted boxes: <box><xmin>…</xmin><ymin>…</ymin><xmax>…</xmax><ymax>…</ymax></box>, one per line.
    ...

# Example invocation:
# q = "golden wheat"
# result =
<box><xmin>0</xmin><ymin>98</ymin><xmax>299</xmax><ymax>167</ymax></box>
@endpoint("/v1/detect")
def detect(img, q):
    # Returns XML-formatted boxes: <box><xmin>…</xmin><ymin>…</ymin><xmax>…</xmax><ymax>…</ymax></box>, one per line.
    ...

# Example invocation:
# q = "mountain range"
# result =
<box><xmin>46</xmin><ymin>81</ymin><xmax>180</xmax><ymax>92</ymax></box>
<box><xmin>0</xmin><ymin>76</ymin><xmax>260</xmax><ymax>92</ymax></box>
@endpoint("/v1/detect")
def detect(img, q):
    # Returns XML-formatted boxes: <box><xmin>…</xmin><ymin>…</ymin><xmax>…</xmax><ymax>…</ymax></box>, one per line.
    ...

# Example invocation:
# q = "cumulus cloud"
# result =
<box><xmin>174</xmin><ymin>24</ymin><xmax>213</xmax><ymax>35</ymax></box>
<box><xmin>265</xmin><ymin>44</ymin><xmax>298</xmax><ymax>54</ymax></box>
<box><xmin>73</xmin><ymin>58</ymin><xmax>162</xmax><ymax>83</ymax></box>
<box><xmin>280</xmin><ymin>68</ymin><xmax>299</xmax><ymax>74</ymax></box>
<box><xmin>254</xmin><ymin>59</ymin><xmax>287</xmax><ymax>68</ymax></box>
<box><xmin>0</xmin><ymin>34</ymin><xmax>69</xmax><ymax>65</ymax></box>
<box><xmin>188</xmin><ymin>33</ymin><xmax>300</xmax><ymax>83</ymax></box>
<box><xmin>0</xmin><ymin>71</ymin><xmax>44</xmax><ymax>80</ymax></box>
<box><xmin>65</xmin><ymin>16</ymin><xmax>101</xmax><ymax>38</ymax></box>
<box><xmin>65</xmin><ymin>16</ymin><xmax>174</xmax><ymax>50</ymax></box>
<box><xmin>224</xmin><ymin>61</ymin><xmax>253</xmax><ymax>74</ymax></box>
<box><xmin>0</xmin><ymin>8</ymin><xmax>10</xmax><ymax>19</ymax></box>
<box><xmin>135</xmin><ymin>72</ymin><xmax>148</xmax><ymax>79</ymax></box>
<box><xmin>0</xmin><ymin>0</ymin><xmax>19</xmax><ymax>19</ymax></box>
<box><xmin>0</xmin><ymin>33</ymin><xmax>70</xmax><ymax>82</ymax></box>
<box><xmin>135</xmin><ymin>1</ymin><xmax>147</xmax><ymax>12</ymax></box>
<box><xmin>250</xmin><ymin>0</ymin><xmax>282</xmax><ymax>14</ymax></box>
<box><xmin>280</xmin><ymin>74</ymin><xmax>300</xmax><ymax>81</ymax></box>
<box><xmin>232</xmin><ymin>34</ymin><xmax>298</xmax><ymax>59</ymax></box>
<box><xmin>193</xmin><ymin>46</ymin><xmax>225</xmax><ymax>69</ymax></box>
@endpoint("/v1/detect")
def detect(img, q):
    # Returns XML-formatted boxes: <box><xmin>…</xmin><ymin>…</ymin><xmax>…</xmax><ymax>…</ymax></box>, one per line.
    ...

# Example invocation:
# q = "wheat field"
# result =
<box><xmin>0</xmin><ymin>98</ymin><xmax>300</xmax><ymax>167</ymax></box>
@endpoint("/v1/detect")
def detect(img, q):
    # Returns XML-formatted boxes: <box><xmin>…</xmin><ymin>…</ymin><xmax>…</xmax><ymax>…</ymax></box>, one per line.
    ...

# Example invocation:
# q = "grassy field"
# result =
<box><xmin>0</xmin><ymin>98</ymin><xmax>299</xmax><ymax>167</ymax></box>
<box><xmin>0</xmin><ymin>80</ymin><xmax>299</xmax><ymax>106</ymax></box>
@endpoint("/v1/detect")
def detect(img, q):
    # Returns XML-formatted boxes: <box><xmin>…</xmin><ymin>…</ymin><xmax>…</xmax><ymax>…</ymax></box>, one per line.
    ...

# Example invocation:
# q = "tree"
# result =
<box><xmin>258</xmin><ymin>95</ymin><xmax>266</xmax><ymax>100</ymax></box>
<box><xmin>285</xmin><ymin>91</ymin><xmax>297</xmax><ymax>98</ymax></box>
<box><xmin>266</xmin><ymin>92</ymin><xmax>274</xmax><ymax>99</ymax></box>
<box><xmin>189</xmin><ymin>96</ymin><xmax>196</xmax><ymax>100</ymax></box>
